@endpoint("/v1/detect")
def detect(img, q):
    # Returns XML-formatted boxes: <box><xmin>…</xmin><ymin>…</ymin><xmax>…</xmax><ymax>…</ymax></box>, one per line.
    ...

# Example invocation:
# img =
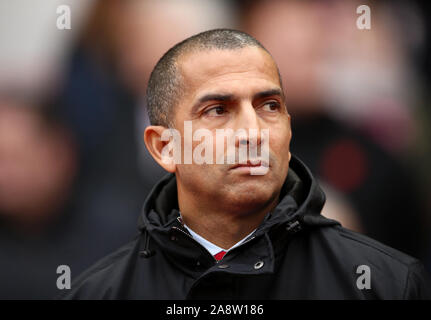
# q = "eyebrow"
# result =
<box><xmin>191</xmin><ymin>88</ymin><xmax>283</xmax><ymax>114</ymax></box>
<box><xmin>253</xmin><ymin>88</ymin><xmax>282</xmax><ymax>100</ymax></box>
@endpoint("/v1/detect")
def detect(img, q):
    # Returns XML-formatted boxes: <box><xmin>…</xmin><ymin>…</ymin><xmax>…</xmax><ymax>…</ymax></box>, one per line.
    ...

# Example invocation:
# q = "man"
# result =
<box><xmin>63</xmin><ymin>29</ymin><xmax>431</xmax><ymax>299</ymax></box>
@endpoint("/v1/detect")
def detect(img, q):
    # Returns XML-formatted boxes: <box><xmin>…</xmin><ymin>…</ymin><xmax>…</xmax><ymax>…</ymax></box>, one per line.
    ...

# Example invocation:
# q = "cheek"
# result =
<box><xmin>269</xmin><ymin>127</ymin><xmax>292</xmax><ymax>157</ymax></box>
<box><xmin>177</xmin><ymin>163</ymin><xmax>223</xmax><ymax>194</ymax></box>
<box><xmin>176</xmin><ymin>164</ymin><xmax>201</xmax><ymax>189</ymax></box>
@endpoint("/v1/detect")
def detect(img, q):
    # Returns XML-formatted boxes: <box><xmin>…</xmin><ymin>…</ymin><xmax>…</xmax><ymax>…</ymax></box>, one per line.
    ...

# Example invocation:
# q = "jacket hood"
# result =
<box><xmin>138</xmin><ymin>154</ymin><xmax>339</xmax><ymax>236</ymax></box>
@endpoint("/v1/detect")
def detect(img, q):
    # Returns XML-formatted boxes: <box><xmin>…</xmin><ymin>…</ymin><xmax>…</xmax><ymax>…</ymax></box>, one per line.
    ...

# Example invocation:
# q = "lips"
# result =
<box><xmin>230</xmin><ymin>159</ymin><xmax>269</xmax><ymax>170</ymax></box>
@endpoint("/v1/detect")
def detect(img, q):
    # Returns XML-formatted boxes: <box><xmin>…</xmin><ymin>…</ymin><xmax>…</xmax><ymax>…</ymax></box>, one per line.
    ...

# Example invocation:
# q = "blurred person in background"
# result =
<box><xmin>0</xmin><ymin>99</ymin><xmax>77</xmax><ymax>233</ymax></box>
<box><xmin>0</xmin><ymin>98</ymin><xmax>78</xmax><ymax>299</ymax></box>
<box><xmin>0</xmin><ymin>96</ymin><xmax>155</xmax><ymax>299</ymax></box>
<box><xmin>240</xmin><ymin>0</ymin><xmax>428</xmax><ymax>262</ymax></box>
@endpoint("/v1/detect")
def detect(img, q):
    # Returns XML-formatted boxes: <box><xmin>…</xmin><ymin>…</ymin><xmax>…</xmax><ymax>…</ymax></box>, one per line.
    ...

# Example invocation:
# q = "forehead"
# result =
<box><xmin>177</xmin><ymin>47</ymin><xmax>281</xmax><ymax>99</ymax></box>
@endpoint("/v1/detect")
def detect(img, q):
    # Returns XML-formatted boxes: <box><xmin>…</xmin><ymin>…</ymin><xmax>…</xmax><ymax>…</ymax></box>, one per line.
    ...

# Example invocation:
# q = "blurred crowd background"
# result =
<box><xmin>0</xmin><ymin>0</ymin><xmax>430</xmax><ymax>299</ymax></box>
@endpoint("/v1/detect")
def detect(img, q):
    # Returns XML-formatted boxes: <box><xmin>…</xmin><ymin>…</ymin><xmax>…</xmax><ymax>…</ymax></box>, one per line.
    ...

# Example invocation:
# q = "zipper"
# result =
<box><xmin>172</xmin><ymin>217</ymin><xmax>302</xmax><ymax>262</ymax></box>
<box><xmin>223</xmin><ymin>218</ymin><xmax>302</xmax><ymax>258</ymax></box>
<box><xmin>220</xmin><ymin>235</ymin><xmax>257</xmax><ymax>259</ymax></box>
<box><xmin>174</xmin><ymin>222</ymin><xmax>260</xmax><ymax>262</ymax></box>
<box><xmin>171</xmin><ymin>226</ymin><xmax>219</xmax><ymax>263</ymax></box>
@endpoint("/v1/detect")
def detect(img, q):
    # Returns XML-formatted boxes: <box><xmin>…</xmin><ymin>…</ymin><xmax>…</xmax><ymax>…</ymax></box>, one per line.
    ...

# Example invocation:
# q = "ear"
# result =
<box><xmin>144</xmin><ymin>125</ymin><xmax>177</xmax><ymax>173</ymax></box>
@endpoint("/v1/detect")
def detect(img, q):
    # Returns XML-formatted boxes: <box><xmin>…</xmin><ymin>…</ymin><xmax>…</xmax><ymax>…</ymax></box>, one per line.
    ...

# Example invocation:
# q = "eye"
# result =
<box><xmin>204</xmin><ymin>106</ymin><xmax>227</xmax><ymax>117</ymax></box>
<box><xmin>261</xmin><ymin>101</ymin><xmax>281</xmax><ymax>112</ymax></box>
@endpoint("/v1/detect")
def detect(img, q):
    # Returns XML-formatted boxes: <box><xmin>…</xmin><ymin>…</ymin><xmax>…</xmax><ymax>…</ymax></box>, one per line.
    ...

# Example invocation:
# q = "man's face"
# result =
<box><xmin>173</xmin><ymin>47</ymin><xmax>292</xmax><ymax>213</ymax></box>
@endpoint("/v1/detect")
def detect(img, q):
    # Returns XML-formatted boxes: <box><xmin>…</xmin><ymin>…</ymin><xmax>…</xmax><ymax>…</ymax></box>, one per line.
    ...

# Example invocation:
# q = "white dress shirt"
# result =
<box><xmin>183</xmin><ymin>223</ymin><xmax>256</xmax><ymax>256</ymax></box>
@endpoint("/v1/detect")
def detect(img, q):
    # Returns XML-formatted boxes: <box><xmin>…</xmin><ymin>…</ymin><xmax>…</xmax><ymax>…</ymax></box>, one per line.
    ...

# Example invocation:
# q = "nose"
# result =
<box><xmin>234</xmin><ymin>102</ymin><xmax>262</xmax><ymax>148</ymax></box>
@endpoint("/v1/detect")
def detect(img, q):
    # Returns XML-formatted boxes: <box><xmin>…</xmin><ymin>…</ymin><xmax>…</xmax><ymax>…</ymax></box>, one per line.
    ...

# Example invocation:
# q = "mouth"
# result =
<box><xmin>230</xmin><ymin>159</ymin><xmax>270</xmax><ymax>170</ymax></box>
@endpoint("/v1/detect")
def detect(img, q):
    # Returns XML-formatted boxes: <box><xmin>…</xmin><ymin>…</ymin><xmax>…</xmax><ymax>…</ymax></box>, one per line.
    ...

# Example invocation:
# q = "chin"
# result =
<box><xmin>224</xmin><ymin>183</ymin><xmax>278</xmax><ymax>213</ymax></box>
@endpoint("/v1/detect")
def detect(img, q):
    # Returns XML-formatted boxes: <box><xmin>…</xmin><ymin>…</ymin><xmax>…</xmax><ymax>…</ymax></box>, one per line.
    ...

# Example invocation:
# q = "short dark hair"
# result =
<box><xmin>146</xmin><ymin>28</ymin><xmax>283</xmax><ymax>127</ymax></box>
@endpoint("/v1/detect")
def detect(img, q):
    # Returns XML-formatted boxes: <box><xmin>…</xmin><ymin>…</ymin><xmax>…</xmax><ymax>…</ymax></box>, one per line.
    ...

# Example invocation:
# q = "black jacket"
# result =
<box><xmin>62</xmin><ymin>155</ymin><xmax>431</xmax><ymax>299</ymax></box>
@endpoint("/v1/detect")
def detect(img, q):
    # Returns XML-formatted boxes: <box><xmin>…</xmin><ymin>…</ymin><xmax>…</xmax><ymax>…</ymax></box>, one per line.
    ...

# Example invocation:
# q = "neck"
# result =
<box><xmin>177</xmin><ymin>186</ymin><xmax>280</xmax><ymax>250</ymax></box>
